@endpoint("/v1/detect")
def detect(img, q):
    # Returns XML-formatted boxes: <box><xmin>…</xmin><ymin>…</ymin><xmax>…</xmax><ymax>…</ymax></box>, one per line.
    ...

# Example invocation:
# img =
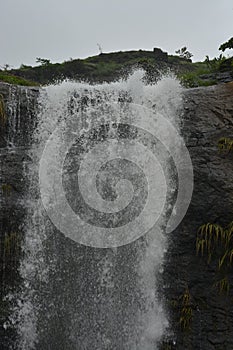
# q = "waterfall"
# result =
<box><xmin>11</xmin><ymin>70</ymin><xmax>192</xmax><ymax>350</ymax></box>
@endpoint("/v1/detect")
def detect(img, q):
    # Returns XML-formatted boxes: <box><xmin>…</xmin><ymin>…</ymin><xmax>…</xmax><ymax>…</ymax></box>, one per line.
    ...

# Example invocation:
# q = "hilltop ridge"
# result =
<box><xmin>0</xmin><ymin>48</ymin><xmax>232</xmax><ymax>87</ymax></box>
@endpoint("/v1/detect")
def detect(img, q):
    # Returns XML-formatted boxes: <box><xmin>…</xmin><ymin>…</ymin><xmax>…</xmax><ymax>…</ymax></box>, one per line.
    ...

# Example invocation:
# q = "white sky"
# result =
<box><xmin>0</xmin><ymin>0</ymin><xmax>232</xmax><ymax>68</ymax></box>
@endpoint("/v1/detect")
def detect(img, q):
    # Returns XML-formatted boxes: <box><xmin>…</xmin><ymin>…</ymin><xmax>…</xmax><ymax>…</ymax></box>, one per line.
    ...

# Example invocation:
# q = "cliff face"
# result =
<box><xmin>0</xmin><ymin>84</ymin><xmax>39</xmax><ymax>349</ymax></box>
<box><xmin>164</xmin><ymin>83</ymin><xmax>233</xmax><ymax>349</ymax></box>
<box><xmin>0</xmin><ymin>81</ymin><xmax>233</xmax><ymax>349</ymax></box>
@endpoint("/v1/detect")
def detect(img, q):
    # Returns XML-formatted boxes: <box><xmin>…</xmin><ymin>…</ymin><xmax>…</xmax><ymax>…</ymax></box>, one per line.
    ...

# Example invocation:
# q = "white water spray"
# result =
<box><xmin>13</xmin><ymin>70</ymin><xmax>192</xmax><ymax>350</ymax></box>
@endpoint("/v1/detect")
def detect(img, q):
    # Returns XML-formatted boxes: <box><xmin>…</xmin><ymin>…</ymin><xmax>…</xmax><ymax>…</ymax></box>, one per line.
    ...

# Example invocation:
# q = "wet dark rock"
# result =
<box><xmin>0</xmin><ymin>82</ymin><xmax>39</xmax><ymax>349</ymax></box>
<box><xmin>164</xmin><ymin>82</ymin><xmax>233</xmax><ymax>349</ymax></box>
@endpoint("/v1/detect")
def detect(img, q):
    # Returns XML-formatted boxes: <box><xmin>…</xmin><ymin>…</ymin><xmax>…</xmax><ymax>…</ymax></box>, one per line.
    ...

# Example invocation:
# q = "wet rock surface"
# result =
<box><xmin>0</xmin><ymin>83</ymin><xmax>39</xmax><ymax>349</ymax></box>
<box><xmin>164</xmin><ymin>83</ymin><xmax>233</xmax><ymax>349</ymax></box>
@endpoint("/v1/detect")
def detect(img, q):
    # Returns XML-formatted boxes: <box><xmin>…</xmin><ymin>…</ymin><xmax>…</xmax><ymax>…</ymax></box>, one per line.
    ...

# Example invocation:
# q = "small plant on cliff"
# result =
<box><xmin>196</xmin><ymin>222</ymin><xmax>233</xmax><ymax>293</ymax></box>
<box><xmin>214</xmin><ymin>276</ymin><xmax>230</xmax><ymax>295</ymax></box>
<box><xmin>218</xmin><ymin>137</ymin><xmax>233</xmax><ymax>154</ymax></box>
<box><xmin>196</xmin><ymin>222</ymin><xmax>233</xmax><ymax>264</ymax></box>
<box><xmin>196</xmin><ymin>223</ymin><xmax>225</xmax><ymax>263</ymax></box>
<box><xmin>179</xmin><ymin>286</ymin><xmax>193</xmax><ymax>330</ymax></box>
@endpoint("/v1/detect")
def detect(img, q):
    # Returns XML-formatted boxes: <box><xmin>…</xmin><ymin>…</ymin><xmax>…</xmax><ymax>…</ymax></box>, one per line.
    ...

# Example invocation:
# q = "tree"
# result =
<box><xmin>20</xmin><ymin>64</ymin><xmax>32</xmax><ymax>69</ymax></box>
<box><xmin>204</xmin><ymin>54</ymin><xmax>226</xmax><ymax>71</ymax></box>
<box><xmin>219</xmin><ymin>37</ymin><xmax>233</xmax><ymax>52</ymax></box>
<box><xmin>175</xmin><ymin>47</ymin><xmax>193</xmax><ymax>60</ymax></box>
<box><xmin>0</xmin><ymin>63</ymin><xmax>11</xmax><ymax>71</ymax></box>
<box><xmin>36</xmin><ymin>57</ymin><xmax>51</xmax><ymax>66</ymax></box>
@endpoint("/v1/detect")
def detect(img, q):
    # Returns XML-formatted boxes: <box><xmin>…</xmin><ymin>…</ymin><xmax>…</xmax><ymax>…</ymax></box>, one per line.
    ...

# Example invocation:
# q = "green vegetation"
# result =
<box><xmin>196</xmin><ymin>132</ymin><xmax>233</xmax><ymax>295</ymax></box>
<box><xmin>0</xmin><ymin>72</ymin><xmax>39</xmax><ymax>86</ymax></box>
<box><xmin>2</xmin><ymin>51</ymin><xmax>165</xmax><ymax>85</ymax></box>
<box><xmin>219</xmin><ymin>37</ymin><xmax>233</xmax><ymax>52</ymax></box>
<box><xmin>205</xmin><ymin>54</ymin><xmax>227</xmax><ymax>71</ymax></box>
<box><xmin>178</xmin><ymin>54</ymin><xmax>232</xmax><ymax>87</ymax></box>
<box><xmin>0</xmin><ymin>39</ymin><xmax>232</xmax><ymax>87</ymax></box>
<box><xmin>218</xmin><ymin>137</ymin><xmax>233</xmax><ymax>153</ymax></box>
<box><xmin>36</xmin><ymin>57</ymin><xmax>51</xmax><ymax>66</ymax></box>
<box><xmin>179</xmin><ymin>71</ymin><xmax>216</xmax><ymax>88</ymax></box>
<box><xmin>214</xmin><ymin>276</ymin><xmax>230</xmax><ymax>295</ymax></box>
<box><xmin>175</xmin><ymin>46</ymin><xmax>193</xmax><ymax>60</ymax></box>
<box><xmin>179</xmin><ymin>287</ymin><xmax>193</xmax><ymax>331</ymax></box>
<box><xmin>0</xmin><ymin>54</ymin><xmax>216</xmax><ymax>87</ymax></box>
<box><xmin>167</xmin><ymin>284</ymin><xmax>194</xmax><ymax>347</ymax></box>
<box><xmin>196</xmin><ymin>222</ymin><xmax>233</xmax><ymax>294</ymax></box>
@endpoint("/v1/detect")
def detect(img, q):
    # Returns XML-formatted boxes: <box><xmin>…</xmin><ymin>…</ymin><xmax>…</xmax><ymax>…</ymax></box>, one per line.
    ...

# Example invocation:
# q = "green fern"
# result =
<box><xmin>196</xmin><ymin>221</ymin><xmax>233</xmax><ymax>294</ymax></box>
<box><xmin>179</xmin><ymin>287</ymin><xmax>193</xmax><ymax>331</ymax></box>
<box><xmin>214</xmin><ymin>277</ymin><xmax>230</xmax><ymax>295</ymax></box>
<box><xmin>196</xmin><ymin>223</ymin><xmax>225</xmax><ymax>262</ymax></box>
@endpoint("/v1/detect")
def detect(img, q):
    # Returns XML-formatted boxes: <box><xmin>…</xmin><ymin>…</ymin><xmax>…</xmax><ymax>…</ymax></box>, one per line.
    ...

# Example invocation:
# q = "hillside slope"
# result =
<box><xmin>1</xmin><ymin>48</ymin><xmax>232</xmax><ymax>87</ymax></box>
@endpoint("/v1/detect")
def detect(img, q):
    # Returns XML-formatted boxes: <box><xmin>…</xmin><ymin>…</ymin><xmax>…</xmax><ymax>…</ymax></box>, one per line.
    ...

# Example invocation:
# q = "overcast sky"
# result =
<box><xmin>1</xmin><ymin>0</ymin><xmax>232</xmax><ymax>68</ymax></box>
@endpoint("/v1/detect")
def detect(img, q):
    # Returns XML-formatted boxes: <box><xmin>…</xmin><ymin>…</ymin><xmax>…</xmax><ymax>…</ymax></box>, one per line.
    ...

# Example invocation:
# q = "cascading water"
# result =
<box><xmin>11</xmin><ymin>70</ymin><xmax>191</xmax><ymax>350</ymax></box>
